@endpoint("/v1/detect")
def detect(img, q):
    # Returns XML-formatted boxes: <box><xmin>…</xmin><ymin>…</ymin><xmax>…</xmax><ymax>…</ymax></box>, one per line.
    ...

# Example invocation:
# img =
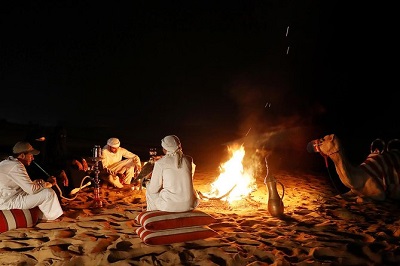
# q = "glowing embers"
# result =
<box><xmin>203</xmin><ymin>145</ymin><xmax>257</xmax><ymax>203</ymax></box>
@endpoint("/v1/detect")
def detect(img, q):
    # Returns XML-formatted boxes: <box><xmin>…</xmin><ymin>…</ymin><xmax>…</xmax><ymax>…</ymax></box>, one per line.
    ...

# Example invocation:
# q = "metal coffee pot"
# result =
<box><xmin>265</xmin><ymin>175</ymin><xmax>285</xmax><ymax>217</ymax></box>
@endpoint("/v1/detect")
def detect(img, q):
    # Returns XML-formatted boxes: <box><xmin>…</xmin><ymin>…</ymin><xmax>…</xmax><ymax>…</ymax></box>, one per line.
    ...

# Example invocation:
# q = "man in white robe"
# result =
<box><xmin>146</xmin><ymin>135</ymin><xmax>199</xmax><ymax>212</ymax></box>
<box><xmin>101</xmin><ymin>138</ymin><xmax>142</xmax><ymax>188</ymax></box>
<box><xmin>0</xmin><ymin>141</ymin><xmax>64</xmax><ymax>221</ymax></box>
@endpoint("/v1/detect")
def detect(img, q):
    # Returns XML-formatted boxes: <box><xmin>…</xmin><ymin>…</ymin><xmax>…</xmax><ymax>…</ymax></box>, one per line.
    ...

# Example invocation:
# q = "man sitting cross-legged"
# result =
<box><xmin>100</xmin><ymin>138</ymin><xmax>142</xmax><ymax>188</ymax></box>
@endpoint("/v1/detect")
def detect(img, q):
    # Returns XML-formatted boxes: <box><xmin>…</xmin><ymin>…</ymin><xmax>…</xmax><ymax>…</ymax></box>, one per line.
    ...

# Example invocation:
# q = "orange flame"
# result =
<box><xmin>205</xmin><ymin>145</ymin><xmax>257</xmax><ymax>203</ymax></box>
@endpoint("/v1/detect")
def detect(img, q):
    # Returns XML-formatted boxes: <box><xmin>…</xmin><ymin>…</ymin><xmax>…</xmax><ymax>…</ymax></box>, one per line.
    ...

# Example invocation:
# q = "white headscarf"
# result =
<box><xmin>161</xmin><ymin>135</ymin><xmax>184</xmax><ymax>168</ymax></box>
<box><xmin>107</xmin><ymin>138</ymin><xmax>120</xmax><ymax>148</ymax></box>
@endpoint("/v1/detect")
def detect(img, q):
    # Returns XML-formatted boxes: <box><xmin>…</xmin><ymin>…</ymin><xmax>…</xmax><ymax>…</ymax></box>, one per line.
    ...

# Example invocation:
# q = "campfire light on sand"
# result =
<box><xmin>205</xmin><ymin>145</ymin><xmax>257</xmax><ymax>203</ymax></box>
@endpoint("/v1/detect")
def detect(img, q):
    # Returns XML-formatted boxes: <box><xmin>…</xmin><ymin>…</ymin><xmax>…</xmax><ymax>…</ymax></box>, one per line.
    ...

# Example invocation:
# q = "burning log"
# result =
<box><xmin>198</xmin><ymin>185</ymin><xmax>237</xmax><ymax>200</ymax></box>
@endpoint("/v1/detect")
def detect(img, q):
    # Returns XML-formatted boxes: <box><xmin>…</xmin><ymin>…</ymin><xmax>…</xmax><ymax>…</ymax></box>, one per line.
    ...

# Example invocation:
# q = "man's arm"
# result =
<box><xmin>146</xmin><ymin>162</ymin><xmax>162</xmax><ymax>194</ymax></box>
<box><xmin>10</xmin><ymin>164</ymin><xmax>48</xmax><ymax>194</ymax></box>
<box><xmin>121</xmin><ymin>148</ymin><xmax>142</xmax><ymax>171</ymax></box>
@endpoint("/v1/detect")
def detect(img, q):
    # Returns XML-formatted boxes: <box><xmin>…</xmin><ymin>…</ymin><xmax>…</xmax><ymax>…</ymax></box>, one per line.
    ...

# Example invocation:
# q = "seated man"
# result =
<box><xmin>0</xmin><ymin>141</ymin><xmax>64</xmax><ymax>222</ymax></box>
<box><xmin>101</xmin><ymin>138</ymin><xmax>142</xmax><ymax>188</ymax></box>
<box><xmin>62</xmin><ymin>156</ymin><xmax>92</xmax><ymax>195</ymax></box>
<box><xmin>146</xmin><ymin>135</ymin><xmax>199</xmax><ymax>212</ymax></box>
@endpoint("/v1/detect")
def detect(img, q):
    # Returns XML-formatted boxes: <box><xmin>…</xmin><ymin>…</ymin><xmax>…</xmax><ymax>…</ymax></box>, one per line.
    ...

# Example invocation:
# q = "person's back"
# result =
<box><xmin>146</xmin><ymin>135</ymin><xmax>199</xmax><ymax>212</ymax></box>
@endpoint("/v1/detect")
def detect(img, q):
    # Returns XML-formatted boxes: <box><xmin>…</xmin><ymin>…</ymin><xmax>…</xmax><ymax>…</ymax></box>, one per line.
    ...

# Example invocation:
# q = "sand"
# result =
<box><xmin>1</xmin><ymin>168</ymin><xmax>400</xmax><ymax>266</ymax></box>
<box><xmin>1</xmin><ymin>121</ymin><xmax>400</xmax><ymax>265</ymax></box>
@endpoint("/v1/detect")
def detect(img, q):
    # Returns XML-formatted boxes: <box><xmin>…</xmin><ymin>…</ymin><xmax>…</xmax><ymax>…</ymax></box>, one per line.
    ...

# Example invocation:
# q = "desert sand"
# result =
<box><xmin>1</xmin><ymin>167</ymin><xmax>400</xmax><ymax>266</ymax></box>
<box><xmin>1</xmin><ymin>121</ymin><xmax>400</xmax><ymax>265</ymax></box>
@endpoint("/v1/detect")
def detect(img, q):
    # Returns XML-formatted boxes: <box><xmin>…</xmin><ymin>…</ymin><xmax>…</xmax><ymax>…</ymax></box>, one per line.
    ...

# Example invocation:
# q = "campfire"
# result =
<box><xmin>201</xmin><ymin>144</ymin><xmax>257</xmax><ymax>203</ymax></box>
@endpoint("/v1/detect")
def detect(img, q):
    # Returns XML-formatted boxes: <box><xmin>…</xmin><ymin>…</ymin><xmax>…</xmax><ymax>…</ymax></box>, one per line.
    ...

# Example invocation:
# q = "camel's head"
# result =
<box><xmin>307</xmin><ymin>134</ymin><xmax>341</xmax><ymax>157</ymax></box>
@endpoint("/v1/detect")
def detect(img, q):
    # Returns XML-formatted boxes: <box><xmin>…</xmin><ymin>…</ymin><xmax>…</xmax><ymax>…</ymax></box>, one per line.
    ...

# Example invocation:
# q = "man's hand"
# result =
<box><xmin>106</xmin><ymin>168</ymin><xmax>116</xmax><ymax>176</ymax></box>
<box><xmin>116</xmin><ymin>173</ymin><xmax>125</xmax><ymax>179</ymax></box>
<box><xmin>135</xmin><ymin>165</ymin><xmax>142</xmax><ymax>174</ymax></box>
<box><xmin>34</xmin><ymin>179</ymin><xmax>46</xmax><ymax>186</ymax></box>
<box><xmin>59</xmin><ymin>170</ymin><xmax>69</xmax><ymax>186</ymax></box>
<box><xmin>82</xmin><ymin>158</ymin><xmax>88</xmax><ymax>171</ymax></box>
<box><xmin>47</xmin><ymin>176</ymin><xmax>57</xmax><ymax>186</ymax></box>
<box><xmin>34</xmin><ymin>179</ymin><xmax>53</xmax><ymax>188</ymax></box>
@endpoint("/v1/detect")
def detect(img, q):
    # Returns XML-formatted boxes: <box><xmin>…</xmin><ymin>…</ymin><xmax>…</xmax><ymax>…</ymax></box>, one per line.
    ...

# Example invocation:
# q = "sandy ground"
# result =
<box><xmin>0</xmin><ymin>168</ymin><xmax>400</xmax><ymax>266</ymax></box>
<box><xmin>1</xmin><ymin>121</ymin><xmax>400</xmax><ymax>265</ymax></box>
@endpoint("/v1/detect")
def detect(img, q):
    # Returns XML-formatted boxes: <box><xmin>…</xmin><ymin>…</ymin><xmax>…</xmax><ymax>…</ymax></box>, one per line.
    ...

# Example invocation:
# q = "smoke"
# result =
<box><xmin>227</xmin><ymin>76</ymin><xmax>326</xmax><ymax>144</ymax></box>
<box><xmin>225</xmin><ymin>76</ymin><xmax>328</xmax><ymax>172</ymax></box>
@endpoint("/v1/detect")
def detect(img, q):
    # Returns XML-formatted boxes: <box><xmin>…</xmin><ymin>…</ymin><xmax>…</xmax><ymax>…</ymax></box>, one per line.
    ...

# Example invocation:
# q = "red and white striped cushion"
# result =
<box><xmin>135</xmin><ymin>210</ymin><xmax>217</xmax><ymax>231</ymax></box>
<box><xmin>0</xmin><ymin>207</ymin><xmax>40</xmax><ymax>233</ymax></box>
<box><xmin>136</xmin><ymin>225</ymin><xmax>218</xmax><ymax>245</ymax></box>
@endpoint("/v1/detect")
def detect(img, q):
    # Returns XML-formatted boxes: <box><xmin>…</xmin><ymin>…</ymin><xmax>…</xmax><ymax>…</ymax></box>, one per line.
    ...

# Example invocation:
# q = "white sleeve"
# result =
<box><xmin>10</xmin><ymin>163</ymin><xmax>44</xmax><ymax>194</ymax></box>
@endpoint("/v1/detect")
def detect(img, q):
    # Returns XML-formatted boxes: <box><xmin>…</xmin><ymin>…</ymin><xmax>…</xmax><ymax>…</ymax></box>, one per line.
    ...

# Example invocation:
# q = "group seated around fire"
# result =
<box><xmin>58</xmin><ymin>137</ymin><xmax>143</xmax><ymax>191</ymax></box>
<box><xmin>68</xmin><ymin>135</ymin><xmax>200</xmax><ymax>211</ymax></box>
<box><xmin>67</xmin><ymin>135</ymin><xmax>201</xmax><ymax>212</ymax></box>
<box><xmin>0</xmin><ymin>135</ymin><xmax>217</xmax><ymax>246</ymax></box>
<box><xmin>14</xmin><ymin>135</ymin><xmax>200</xmax><ymax>207</ymax></box>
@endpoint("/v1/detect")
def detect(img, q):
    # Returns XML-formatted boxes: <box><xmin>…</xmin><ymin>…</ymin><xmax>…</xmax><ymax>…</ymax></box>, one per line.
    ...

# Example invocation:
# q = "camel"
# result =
<box><xmin>307</xmin><ymin>134</ymin><xmax>400</xmax><ymax>202</ymax></box>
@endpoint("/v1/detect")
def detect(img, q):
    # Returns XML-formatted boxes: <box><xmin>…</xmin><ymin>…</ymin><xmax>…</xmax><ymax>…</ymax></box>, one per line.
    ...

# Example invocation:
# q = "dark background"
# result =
<box><xmin>1</xmin><ymin>1</ymin><xmax>398</xmax><ymax>175</ymax></box>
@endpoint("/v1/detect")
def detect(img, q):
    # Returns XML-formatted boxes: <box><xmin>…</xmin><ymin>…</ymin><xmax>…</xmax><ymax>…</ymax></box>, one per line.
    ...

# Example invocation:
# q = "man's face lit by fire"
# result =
<box><xmin>109</xmin><ymin>146</ymin><xmax>118</xmax><ymax>154</ymax></box>
<box><xmin>18</xmin><ymin>152</ymin><xmax>35</xmax><ymax>166</ymax></box>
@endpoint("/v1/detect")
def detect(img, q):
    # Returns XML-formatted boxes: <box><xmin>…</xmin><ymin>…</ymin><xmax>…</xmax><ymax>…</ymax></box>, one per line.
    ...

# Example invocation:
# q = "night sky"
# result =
<box><xmin>1</xmin><ymin>2</ymin><xmax>398</xmax><ymax>168</ymax></box>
